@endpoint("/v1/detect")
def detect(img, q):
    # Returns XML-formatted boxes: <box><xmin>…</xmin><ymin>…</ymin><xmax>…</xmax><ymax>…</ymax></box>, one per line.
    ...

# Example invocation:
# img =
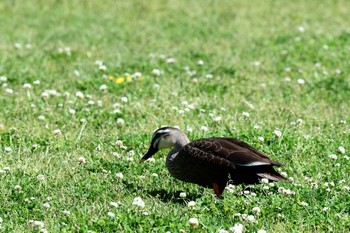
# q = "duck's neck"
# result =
<box><xmin>174</xmin><ymin>133</ymin><xmax>190</xmax><ymax>149</ymax></box>
<box><xmin>166</xmin><ymin>132</ymin><xmax>190</xmax><ymax>163</ymax></box>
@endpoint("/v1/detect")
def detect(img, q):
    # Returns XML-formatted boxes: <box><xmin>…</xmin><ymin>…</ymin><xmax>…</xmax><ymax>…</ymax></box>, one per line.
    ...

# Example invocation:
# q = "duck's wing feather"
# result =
<box><xmin>182</xmin><ymin>138</ymin><xmax>284</xmax><ymax>167</ymax></box>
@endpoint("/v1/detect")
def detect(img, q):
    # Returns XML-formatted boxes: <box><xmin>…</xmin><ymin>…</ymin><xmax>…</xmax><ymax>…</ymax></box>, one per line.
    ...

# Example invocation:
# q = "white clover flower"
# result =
<box><xmin>33</xmin><ymin>220</ymin><xmax>45</xmax><ymax>228</ymax></box>
<box><xmin>5</xmin><ymin>88</ymin><xmax>13</xmax><ymax>94</ymax></box>
<box><xmin>338</xmin><ymin>146</ymin><xmax>345</xmax><ymax>154</ymax></box>
<box><xmin>253</xmin><ymin>125</ymin><xmax>260</xmax><ymax>130</ymax></box>
<box><xmin>132</xmin><ymin>197</ymin><xmax>145</xmax><ymax>208</ymax></box>
<box><xmin>107</xmin><ymin>212</ymin><xmax>115</xmax><ymax>217</ymax></box>
<box><xmin>322</xmin><ymin>207</ymin><xmax>329</xmax><ymax>212</ymax></box>
<box><xmin>296</xmin><ymin>119</ymin><xmax>303</xmax><ymax>125</ymax></box>
<box><xmin>53</xmin><ymin>129</ymin><xmax>61</xmax><ymax>136</ymax></box>
<box><xmin>110</xmin><ymin>201</ymin><xmax>119</xmax><ymax>208</ymax></box>
<box><xmin>4</xmin><ymin>147</ymin><xmax>12</xmax><ymax>153</ymax></box>
<box><xmin>14</xmin><ymin>185</ymin><xmax>22</xmax><ymax>190</ymax></box>
<box><xmin>344</xmin><ymin>156</ymin><xmax>349</xmax><ymax>160</ymax></box>
<box><xmin>200</xmin><ymin>126</ymin><xmax>208</xmax><ymax>131</ymax></box>
<box><xmin>197</xmin><ymin>60</ymin><xmax>204</xmax><ymax>65</ymax></box>
<box><xmin>117</xmin><ymin>118</ymin><xmax>125</xmax><ymax>126</ymax></box>
<box><xmin>63</xmin><ymin>210</ymin><xmax>71</xmax><ymax>215</ymax></box>
<box><xmin>218</xmin><ymin>230</ymin><xmax>229</xmax><ymax>233</ymax></box>
<box><xmin>14</xmin><ymin>42</ymin><xmax>22</xmax><ymax>49</ymax></box>
<box><xmin>113</xmin><ymin>109</ymin><xmax>121</xmax><ymax>115</ymax></box>
<box><xmin>69</xmin><ymin>109</ymin><xmax>76</xmax><ymax>115</ymax></box>
<box><xmin>38</xmin><ymin>115</ymin><xmax>45</xmax><ymax>121</ymax></box>
<box><xmin>0</xmin><ymin>76</ymin><xmax>7</xmax><ymax>82</ymax></box>
<box><xmin>88</xmin><ymin>100</ymin><xmax>95</xmax><ymax>105</ymax></box>
<box><xmin>280</xmin><ymin>172</ymin><xmax>287</xmax><ymax>177</ymax></box>
<box><xmin>329</xmin><ymin>154</ymin><xmax>337</xmax><ymax>160</ymax></box>
<box><xmin>152</xmin><ymin>69</ymin><xmax>161</xmax><ymax>76</ymax></box>
<box><xmin>99</xmin><ymin>85</ymin><xmax>107</xmax><ymax>92</ymax></box>
<box><xmin>243</xmin><ymin>190</ymin><xmax>250</xmax><ymax>195</ymax></box>
<box><xmin>242</xmin><ymin>112</ymin><xmax>250</xmax><ymax>118</ymax></box>
<box><xmin>252</xmin><ymin>61</ymin><xmax>261</xmax><ymax>66</ymax></box>
<box><xmin>147</xmin><ymin>157</ymin><xmax>155</xmax><ymax>163</ymax></box>
<box><xmin>188</xmin><ymin>201</ymin><xmax>196</xmax><ymax>208</ymax></box>
<box><xmin>33</xmin><ymin>80</ymin><xmax>40</xmax><ymax>85</ymax></box>
<box><xmin>78</xmin><ymin>157</ymin><xmax>86</xmax><ymax>164</ymax></box>
<box><xmin>128</xmin><ymin>150</ymin><xmax>135</xmax><ymax>156</ymax></box>
<box><xmin>40</xmin><ymin>92</ymin><xmax>49</xmax><ymax>99</ymax></box>
<box><xmin>225</xmin><ymin>186</ymin><xmax>234</xmax><ymax>193</ymax></box>
<box><xmin>284</xmin><ymin>76</ymin><xmax>291</xmax><ymax>82</ymax></box>
<box><xmin>121</xmin><ymin>97</ymin><xmax>128</xmax><ymax>103</ymax></box>
<box><xmin>151</xmin><ymin>173</ymin><xmax>158</xmax><ymax>177</ymax></box>
<box><xmin>300</xmin><ymin>201</ymin><xmax>308</xmax><ymax>207</ymax></box>
<box><xmin>284</xmin><ymin>189</ymin><xmax>295</xmax><ymax>195</ymax></box>
<box><xmin>297</xmin><ymin>79</ymin><xmax>305</xmax><ymax>85</ymax></box>
<box><xmin>179</xmin><ymin>192</ymin><xmax>187</xmax><ymax>198</ymax></box>
<box><xmin>297</xmin><ymin>25</ymin><xmax>305</xmax><ymax>32</ymax></box>
<box><xmin>75</xmin><ymin>91</ymin><xmax>84</xmax><ymax>99</ymax></box>
<box><xmin>115</xmin><ymin>140</ymin><xmax>124</xmax><ymax>147</ymax></box>
<box><xmin>23</xmin><ymin>83</ymin><xmax>32</xmax><ymax>89</ymax></box>
<box><xmin>43</xmin><ymin>203</ymin><xmax>50</xmax><ymax>209</ymax></box>
<box><xmin>73</xmin><ymin>70</ymin><xmax>80</xmax><ymax>77</ymax></box>
<box><xmin>132</xmin><ymin>72</ymin><xmax>142</xmax><ymax>78</ymax></box>
<box><xmin>80</xmin><ymin>118</ymin><xmax>87</xmax><ymax>123</ymax></box>
<box><xmin>252</xmin><ymin>207</ymin><xmax>261</xmax><ymax>215</ymax></box>
<box><xmin>257</xmin><ymin>230</ymin><xmax>267</xmax><ymax>233</ymax></box>
<box><xmin>230</xmin><ymin>223</ymin><xmax>244</xmax><ymax>233</ymax></box>
<box><xmin>37</xmin><ymin>174</ymin><xmax>45</xmax><ymax>181</ymax></box>
<box><xmin>246</xmin><ymin>215</ymin><xmax>255</xmax><ymax>222</ymax></box>
<box><xmin>262</xmin><ymin>185</ymin><xmax>269</xmax><ymax>190</ymax></box>
<box><xmin>0</xmin><ymin>169</ymin><xmax>5</xmax><ymax>174</ymax></box>
<box><xmin>166</xmin><ymin>57</ymin><xmax>176</xmax><ymax>64</ymax></box>
<box><xmin>99</xmin><ymin>64</ymin><xmax>107</xmax><ymax>72</ymax></box>
<box><xmin>188</xmin><ymin>217</ymin><xmax>199</xmax><ymax>228</ymax></box>
<box><xmin>186</xmin><ymin>126</ymin><xmax>193</xmax><ymax>133</ymax></box>
<box><xmin>214</xmin><ymin>116</ymin><xmax>222</xmax><ymax>121</ymax></box>
<box><xmin>274</xmin><ymin>129</ymin><xmax>282</xmax><ymax>138</ymax></box>
<box><xmin>258</xmin><ymin>137</ymin><xmax>264</xmax><ymax>142</ymax></box>
<box><xmin>343</xmin><ymin>186</ymin><xmax>350</xmax><ymax>191</ymax></box>
<box><xmin>116</xmin><ymin>172</ymin><xmax>124</xmax><ymax>179</ymax></box>
<box><xmin>63</xmin><ymin>92</ymin><xmax>70</xmax><ymax>98</ymax></box>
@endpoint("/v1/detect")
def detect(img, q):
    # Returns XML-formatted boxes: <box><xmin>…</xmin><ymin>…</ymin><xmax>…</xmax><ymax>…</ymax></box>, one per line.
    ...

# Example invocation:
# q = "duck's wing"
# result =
<box><xmin>183</xmin><ymin>138</ymin><xmax>284</xmax><ymax>168</ymax></box>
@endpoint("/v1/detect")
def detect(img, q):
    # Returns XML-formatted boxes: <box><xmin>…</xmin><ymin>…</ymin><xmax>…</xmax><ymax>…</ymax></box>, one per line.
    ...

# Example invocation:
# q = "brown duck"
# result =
<box><xmin>140</xmin><ymin>127</ymin><xmax>286</xmax><ymax>197</ymax></box>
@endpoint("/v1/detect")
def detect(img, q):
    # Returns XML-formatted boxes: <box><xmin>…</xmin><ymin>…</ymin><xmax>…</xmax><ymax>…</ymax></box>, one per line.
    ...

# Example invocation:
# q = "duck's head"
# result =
<box><xmin>140</xmin><ymin>127</ymin><xmax>189</xmax><ymax>162</ymax></box>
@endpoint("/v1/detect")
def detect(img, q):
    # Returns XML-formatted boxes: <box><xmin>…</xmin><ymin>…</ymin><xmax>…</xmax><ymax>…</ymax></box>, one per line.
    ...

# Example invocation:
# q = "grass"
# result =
<box><xmin>0</xmin><ymin>0</ymin><xmax>350</xmax><ymax>232</ymax></box>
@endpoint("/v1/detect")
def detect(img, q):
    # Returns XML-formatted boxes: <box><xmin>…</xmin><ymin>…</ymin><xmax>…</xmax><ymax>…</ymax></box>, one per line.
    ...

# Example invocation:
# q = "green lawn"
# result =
<box><xmin>0</xmin><ymin>0</ymin><xmax>349</xmax><ymax>232</ymax></box>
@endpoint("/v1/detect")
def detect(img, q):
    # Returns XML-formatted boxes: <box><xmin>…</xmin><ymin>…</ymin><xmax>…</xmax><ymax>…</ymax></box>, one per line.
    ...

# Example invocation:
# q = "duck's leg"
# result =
<box><xmin>212</xmin><ymin>182</ymin><xmax>226</xmax><ymax>198</ymax></box>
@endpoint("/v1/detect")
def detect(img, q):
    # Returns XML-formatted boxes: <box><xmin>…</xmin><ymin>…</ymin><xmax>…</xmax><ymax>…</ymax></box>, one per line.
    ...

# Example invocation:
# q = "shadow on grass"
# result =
<box><xmin>146</xmin><ymin>189</ymin><xmax>203</xmax><ymax>205</ymax></box>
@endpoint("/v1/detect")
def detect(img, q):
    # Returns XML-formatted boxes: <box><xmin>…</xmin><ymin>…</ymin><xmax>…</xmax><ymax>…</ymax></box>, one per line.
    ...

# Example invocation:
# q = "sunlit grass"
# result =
<box><xmin>0</xmin><ymin>0</ymin><xmax>350</xmax><ymax>232</ymax></box>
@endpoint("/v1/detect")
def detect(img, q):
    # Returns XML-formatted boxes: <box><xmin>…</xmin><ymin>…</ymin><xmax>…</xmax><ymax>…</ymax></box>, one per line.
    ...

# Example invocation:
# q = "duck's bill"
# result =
<box><xmin>140</xmin><ymin>146</ymin><xmax>158</xmax><ymax>162</ymax></box>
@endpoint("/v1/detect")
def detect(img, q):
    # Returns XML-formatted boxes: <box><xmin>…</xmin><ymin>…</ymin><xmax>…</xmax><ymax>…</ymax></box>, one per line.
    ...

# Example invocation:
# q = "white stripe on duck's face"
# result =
<box><xmin>152</xmin><ymin>128</ymin><xmax>176</xmax><ymax>149</ymax></box>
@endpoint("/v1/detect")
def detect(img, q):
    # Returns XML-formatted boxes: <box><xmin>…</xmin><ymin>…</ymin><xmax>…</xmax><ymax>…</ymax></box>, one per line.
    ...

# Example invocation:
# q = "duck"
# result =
<box><xmin>140</xmin><ymin>127</ymin><xmax>286</xmax><ymax>197</ymax></box>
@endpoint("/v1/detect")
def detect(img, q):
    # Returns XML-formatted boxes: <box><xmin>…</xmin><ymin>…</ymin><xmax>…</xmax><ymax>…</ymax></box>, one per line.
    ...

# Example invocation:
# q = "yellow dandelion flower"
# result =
<box><xmin>126</xmin><ymin>76</ymin><xmax>132</xmax><ymax>81</ymax></box>
<box><xmin>116</xmin><ymin>77</ymin><xmax>125</xmax><ymax>84</ymax></box>
<box><xmin>108</xmin><ymin>75</ymin><xmax>115</xmax><ymax>81</ymax></box>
